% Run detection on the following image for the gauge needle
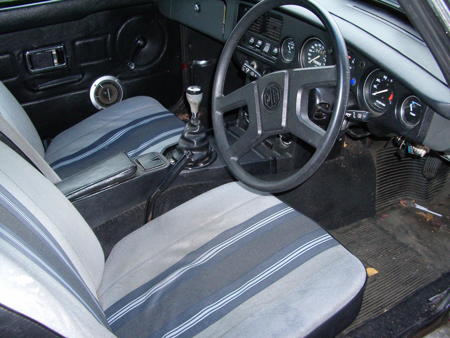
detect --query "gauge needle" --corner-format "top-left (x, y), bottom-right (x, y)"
top-left (409, 102), bottom-right (417, 116)
top-left (372, 89), bottom-right (388, 96)
top-left (308, 55), bottom-right (321, 64)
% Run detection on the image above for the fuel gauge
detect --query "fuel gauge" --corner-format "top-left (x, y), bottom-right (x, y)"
top-left (281, 38), bottom-right (296, 63)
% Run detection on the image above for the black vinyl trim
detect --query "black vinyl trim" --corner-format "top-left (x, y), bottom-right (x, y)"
top-left (0, 302), bottom-right (62, 337)
top-left (0, 0), bottom-right (151, 34)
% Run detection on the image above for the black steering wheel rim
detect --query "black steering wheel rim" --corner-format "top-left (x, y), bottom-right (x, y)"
top-left (212, 0), bottom-right (350, 193)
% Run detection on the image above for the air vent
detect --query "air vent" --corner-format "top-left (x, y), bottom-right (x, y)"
top-left (376, 145), bottom-right (449, 210)
top-left (249, 13), bottom-right (283, 41)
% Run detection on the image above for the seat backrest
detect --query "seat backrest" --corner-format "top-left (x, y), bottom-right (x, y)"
top-left (0, 141), bottom-right (111, 337)
top-left (0, 82), bottom-right (45, 157)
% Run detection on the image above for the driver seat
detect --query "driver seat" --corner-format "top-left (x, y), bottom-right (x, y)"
top-left (0, 141), bottom-right (366, 337)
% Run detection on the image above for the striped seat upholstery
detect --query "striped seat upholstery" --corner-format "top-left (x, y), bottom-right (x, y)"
top-left (0, 81), bottom-right (184, 180)
top-left (0, 141), bottom-right (366, 337)
top-left (98, 183), bottom-right (367, 337)
top-left (45, 96), bottom-right (184, 179)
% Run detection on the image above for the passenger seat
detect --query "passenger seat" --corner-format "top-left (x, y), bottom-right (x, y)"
top-left (0, 81), bottom-right (184, 180)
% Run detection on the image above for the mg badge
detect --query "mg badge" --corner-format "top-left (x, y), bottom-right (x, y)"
top-left (263, 84), bottom-right (281, 110)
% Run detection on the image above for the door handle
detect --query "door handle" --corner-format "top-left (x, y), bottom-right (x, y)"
top-left (25, 45), bottom-right (67, 73)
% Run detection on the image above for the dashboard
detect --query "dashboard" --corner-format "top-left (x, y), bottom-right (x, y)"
top-left (159, 0), bottom-right (450, 152)
top-left (235, 2), bottom-right (432, 145)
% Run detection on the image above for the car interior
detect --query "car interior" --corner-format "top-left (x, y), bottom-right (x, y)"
top-left (0, 0), bottom-right (449, 337)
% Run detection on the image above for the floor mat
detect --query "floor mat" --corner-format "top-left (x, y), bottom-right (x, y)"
top-left (332, 196), bottom-right (450, 334)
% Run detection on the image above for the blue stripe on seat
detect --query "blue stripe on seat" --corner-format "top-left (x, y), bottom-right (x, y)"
top-left (51, 111), bottom-right (176, 170)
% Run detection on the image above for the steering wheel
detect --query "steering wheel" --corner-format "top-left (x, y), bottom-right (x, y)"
top-left (212, 0), bottom-right (349, 193)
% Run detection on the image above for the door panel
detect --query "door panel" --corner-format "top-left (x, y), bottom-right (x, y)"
top-left (0, 2), bottom-right (182, 139)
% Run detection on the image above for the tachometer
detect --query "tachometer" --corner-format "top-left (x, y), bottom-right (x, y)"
top-left (363, 69), bottom-right (395, 113)
top-left (300, 37), bottom-right (328, 68)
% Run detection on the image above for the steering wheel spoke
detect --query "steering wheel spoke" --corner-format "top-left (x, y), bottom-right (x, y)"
top-left (216, 82), bottom-right (258, 114)
top-left (225, 127), bottom-right (264, 161)
top-left (288, 111), bottom-right (326, 148)
top-left (290, 65), bottom-right (337, 90)
top-left (284, 65), bottom-right (337, 148)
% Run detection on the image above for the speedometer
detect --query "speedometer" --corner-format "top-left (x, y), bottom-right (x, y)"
top-left (300, 37), bottom-right (328, 68)
top-left (363, 69), bottom-right (395, 113)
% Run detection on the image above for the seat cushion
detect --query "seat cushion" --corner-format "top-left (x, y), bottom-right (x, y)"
top-left (45, 96), bottom-right (184, 178)
top-left (99, 182), bottom-right (366, 338)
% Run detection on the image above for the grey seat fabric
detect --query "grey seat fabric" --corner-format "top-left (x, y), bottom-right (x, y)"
top-left (0, 82), bottom-right (184, 179)
top-left (0, 82), bottom-right (45, 156)
top-left (0, 142), bottom-right (366, 337)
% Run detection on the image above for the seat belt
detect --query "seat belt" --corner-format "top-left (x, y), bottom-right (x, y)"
top-left (0, 115), bottom-right (61, 184)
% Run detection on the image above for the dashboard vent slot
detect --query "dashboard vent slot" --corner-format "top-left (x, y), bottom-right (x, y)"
top-left (248, 13), bottom-right (283, 41)
top-left (375, 145), bottom-right (449, 211)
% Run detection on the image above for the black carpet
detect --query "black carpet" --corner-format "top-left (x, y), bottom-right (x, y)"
top-left (277, 139), bottom-right (377, 230)
top-left (333, 195), bottom-right (450, 336)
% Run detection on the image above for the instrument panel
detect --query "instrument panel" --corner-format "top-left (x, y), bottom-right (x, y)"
top-left (236, 2), bottom-right (430, 142)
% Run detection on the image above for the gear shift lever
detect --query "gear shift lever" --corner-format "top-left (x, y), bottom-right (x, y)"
top-left (186, 85), bottom-right (203, 120)
top-left (145, 86), bottom-right (215, 221)
top-left (168, 85), bottom-right (215, 168)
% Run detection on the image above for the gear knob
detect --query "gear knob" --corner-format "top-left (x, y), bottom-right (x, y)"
top-left (186, 85), bottom-right (203, 119)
